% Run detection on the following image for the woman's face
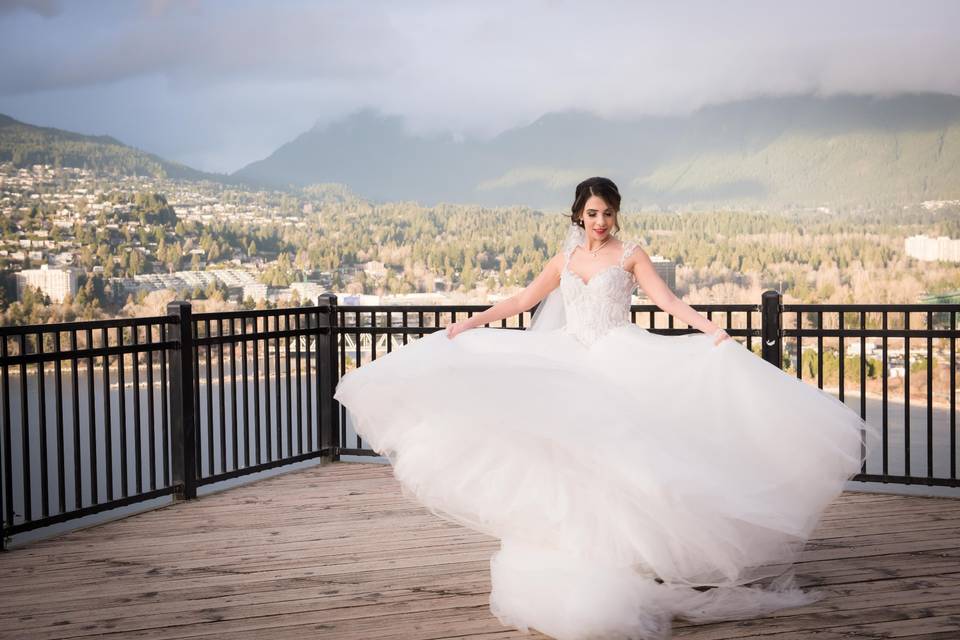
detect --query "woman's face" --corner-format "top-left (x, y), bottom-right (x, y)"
top-left (581, 194), bottom-right (617, 241)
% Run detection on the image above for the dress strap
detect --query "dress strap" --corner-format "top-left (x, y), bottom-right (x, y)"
top-left (561, 224), bottom-right (585, 270)
top-left (619, 240), bottom-right (638, 268)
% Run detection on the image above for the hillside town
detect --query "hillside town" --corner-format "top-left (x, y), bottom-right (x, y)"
top-left (0, 162), bottom-right (337, 307)
top-left (0, 162), bottom-right (681, 321)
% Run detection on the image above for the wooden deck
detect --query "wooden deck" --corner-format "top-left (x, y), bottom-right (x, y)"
top-left (2, 461), bottom-right (960, 640)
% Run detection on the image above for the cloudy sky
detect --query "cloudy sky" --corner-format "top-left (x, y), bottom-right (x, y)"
top-left (1, 0), bottom-right (959, 173)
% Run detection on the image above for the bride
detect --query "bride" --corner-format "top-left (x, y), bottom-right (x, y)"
top-left (334, 177), bottom-right (878, 639)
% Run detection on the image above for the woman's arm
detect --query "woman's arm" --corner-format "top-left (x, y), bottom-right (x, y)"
top-left (446, 252), bottom-right (564, 338)
top-left (629, 246), bottom-right (728, 340)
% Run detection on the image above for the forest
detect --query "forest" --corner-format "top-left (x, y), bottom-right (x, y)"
top-left (2, 179), bottom-right (958, 328)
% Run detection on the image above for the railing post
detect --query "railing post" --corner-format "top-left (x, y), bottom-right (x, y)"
top-left (167, 301), bottom-right (198, 500)
top-left (761, 290), bottom-right (782, 369)
top-left (317, 294), bottom-right (341, 463)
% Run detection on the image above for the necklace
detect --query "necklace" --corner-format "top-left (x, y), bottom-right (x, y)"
top-left (585, 237), bottom-right (610, 257)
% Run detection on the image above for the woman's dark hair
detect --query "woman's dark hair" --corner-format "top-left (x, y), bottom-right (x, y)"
top-left (570, 177), bottom-right (621, 232)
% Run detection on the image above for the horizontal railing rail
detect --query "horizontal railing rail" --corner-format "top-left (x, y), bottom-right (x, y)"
top-left (1, 290), bottom-right (958, 549)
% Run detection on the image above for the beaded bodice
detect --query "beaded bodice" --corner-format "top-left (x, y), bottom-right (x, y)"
top-left (559, 230), bottom-right (638, 347)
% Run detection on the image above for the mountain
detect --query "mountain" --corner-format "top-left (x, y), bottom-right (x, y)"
top-left (0, 113), bottom-right (230, 182)
top-left (234, 93), bottom-right (960, 209)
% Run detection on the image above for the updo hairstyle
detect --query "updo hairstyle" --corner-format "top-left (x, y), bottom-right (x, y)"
top-left (570, 176), bottom-right (621, 233)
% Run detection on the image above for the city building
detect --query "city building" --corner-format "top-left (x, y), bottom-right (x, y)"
top-left (364, 261), bottom-right (387, 278)
top-left (905, 234), bottom-right (960, 262)
top-left (650, 255), bottom-right (677, 292)
top-left (242, 283), bottom-right (269, 303)
top-left (117, 269), bottom-right (259, 295)
top-left (15, 265), bottom-right (80, 303)
top-left (290, 281), bottom-right (325, 302)
top-left (337, 293), bottom-right (381, 306)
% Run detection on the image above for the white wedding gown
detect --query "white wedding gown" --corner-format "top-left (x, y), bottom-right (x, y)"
top-left (333, 226), bottom-right (880, 639)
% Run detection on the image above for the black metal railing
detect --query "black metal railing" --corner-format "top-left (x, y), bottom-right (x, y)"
top-left (335, 292), bottom-right (960, 491)
top-left (780, 300), bottom-right (959, 487)
top-left (184, 303), bottom-right (338, 489)
top-left (333, 300), bottom-right (762, 455)
top-left (0, 296), bottom-right (339, 548)
top-left (0, 314), bottom-right (179, 545)
top-left (1, 290), bottom-right (958, 548)
top-left (335, 302), bottom-right (538, 455)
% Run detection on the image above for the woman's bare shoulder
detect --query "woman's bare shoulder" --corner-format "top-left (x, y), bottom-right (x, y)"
top-left (538, 251), bottom-right (565, 279)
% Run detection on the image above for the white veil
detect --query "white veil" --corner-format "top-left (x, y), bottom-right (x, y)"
top-left (527, 223), bottom-right (585, 332)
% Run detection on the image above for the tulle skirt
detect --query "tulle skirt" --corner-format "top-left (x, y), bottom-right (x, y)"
top-left (333, 324), bottom-right (879, 639)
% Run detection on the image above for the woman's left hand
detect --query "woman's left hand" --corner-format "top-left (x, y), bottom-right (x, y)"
top-left (712, 328), bottom-right (731, 346)
top-left (445, 320), bottom-right (474, 340)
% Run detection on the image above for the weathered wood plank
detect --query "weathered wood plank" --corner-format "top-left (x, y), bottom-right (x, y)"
top-left (2, 461), bottom-right (959, 640)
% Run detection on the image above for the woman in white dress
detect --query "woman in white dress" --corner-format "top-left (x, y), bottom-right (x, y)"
top-left (334, 177), bottom-right (878, 639)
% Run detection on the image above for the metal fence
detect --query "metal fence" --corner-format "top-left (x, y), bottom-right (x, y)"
top-left (778, 300), bottom-right (958, 486)
top-left (0, 296), bottom-right (339, 549)
top-left (1, 290), bottom-right (958, 548)
top-left (336, 291), bottom-right (960, 490)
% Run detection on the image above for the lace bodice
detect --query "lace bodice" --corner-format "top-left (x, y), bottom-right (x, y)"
top-left (559, 229), bottom-right (638, 347)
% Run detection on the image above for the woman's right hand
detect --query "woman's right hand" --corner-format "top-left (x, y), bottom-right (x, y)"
top-left (445, 320), bottom-right (475, 339)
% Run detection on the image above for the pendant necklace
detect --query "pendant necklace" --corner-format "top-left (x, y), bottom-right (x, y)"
top-left (587, 237), bottom-right (610, 258)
